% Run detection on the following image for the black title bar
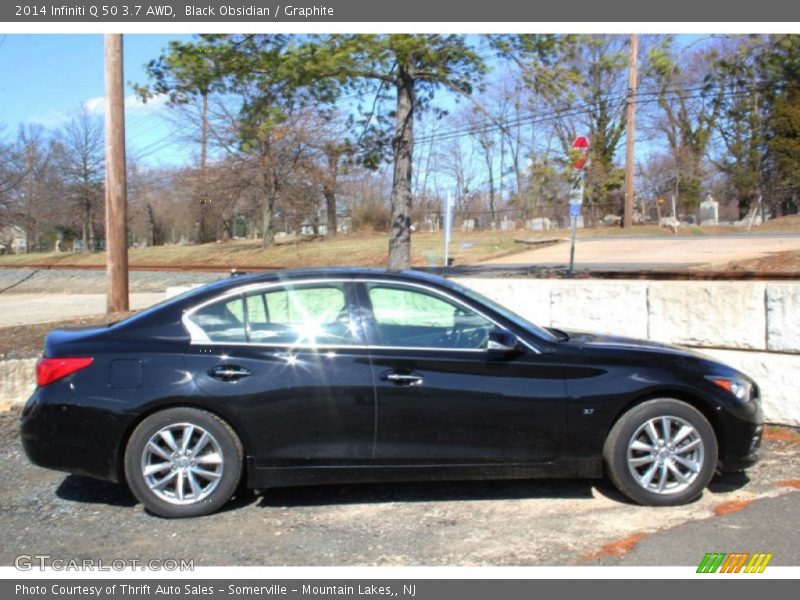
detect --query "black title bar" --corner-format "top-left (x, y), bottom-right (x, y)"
top-left (4, 0), bottom-right (800, 22)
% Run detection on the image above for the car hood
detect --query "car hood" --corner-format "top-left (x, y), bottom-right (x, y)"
top-left (558, 329), bottom-right (711, 359)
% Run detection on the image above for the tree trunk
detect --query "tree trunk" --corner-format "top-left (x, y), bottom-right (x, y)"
top-left (738, 192), bottom-right (757, 221)
top-left (88, 206), bottom-right (95, 251)
top-left (197, 91), bottom-right (210, 243)
top-left (81, 196), bottom-right (91, 252)
top-left (323, 146), bottom-right (339, 239)
top-left (146, 202), bottom-right (157, 246)
top-left (486, 159), bottom-right (496, 223)
top-left (388, 64), bottom-right (415, 270)
top-left (261, 169), bottom-right (277, 248)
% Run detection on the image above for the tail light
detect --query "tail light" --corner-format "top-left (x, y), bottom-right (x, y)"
top-left (36, 357), bottom-right (94, 387)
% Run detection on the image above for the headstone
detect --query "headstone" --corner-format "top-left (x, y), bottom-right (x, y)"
top-left (500, 217), bottom-right (516, 231)
top-left (337, 217), bottom-right (352, 234)
top-left (526, 218), bottom-right (551, 231)
top-left (299, 221), bottom-right (314, 236)
top-left (699, 193), bottom-right (719, 225)
top-left (461, 219), bottom-right (475, 232)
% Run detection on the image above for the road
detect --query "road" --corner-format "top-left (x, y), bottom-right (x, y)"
top-left (0, 293), bottom-right (165, 327)
top-left (589, 491), bottom-right (800, 566)
top-left (482, 234), bottom-right (800, 269)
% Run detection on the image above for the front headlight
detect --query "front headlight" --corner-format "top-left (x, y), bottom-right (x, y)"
top-left (706, 376), bottom-right (754, 402)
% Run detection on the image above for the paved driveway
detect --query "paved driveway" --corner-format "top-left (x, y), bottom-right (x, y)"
top-left (0, 293), bottom-right (164, 327)
top-left (483, 235), bottom-right (800, 269)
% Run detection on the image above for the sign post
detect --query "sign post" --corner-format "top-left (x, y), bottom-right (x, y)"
top-left (443, 191), bottom-right (453, 267)
top-left (568, 136), bottom-right (589, 276)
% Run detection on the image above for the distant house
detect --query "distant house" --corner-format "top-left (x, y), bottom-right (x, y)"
top-left (0, 225), bottom-right (27, 254)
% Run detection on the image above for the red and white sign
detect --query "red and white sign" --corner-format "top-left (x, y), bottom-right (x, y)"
top-left (572, 136), bottom-right (590, 170)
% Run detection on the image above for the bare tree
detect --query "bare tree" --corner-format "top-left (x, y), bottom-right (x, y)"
top-left (59, 107), bottom-right (105, 251)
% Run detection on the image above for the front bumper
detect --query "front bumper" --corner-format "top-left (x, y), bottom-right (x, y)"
top-left (718, 400), bottom-right (763, 472)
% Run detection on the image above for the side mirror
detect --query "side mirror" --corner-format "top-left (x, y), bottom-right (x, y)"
top-left (486, 328), bottom-right (522, 356)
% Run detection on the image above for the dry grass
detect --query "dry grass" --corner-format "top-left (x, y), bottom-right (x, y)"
top-left (0, 230), bottom-right (526, 269)
top-left (1, 215), bottom-right (798, 269)
top-left (718, 249), bottom-right (800, 273)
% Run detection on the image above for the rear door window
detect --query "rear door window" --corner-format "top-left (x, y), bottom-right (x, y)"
top-left (245, 284), bottom-right (358, 346)
top-left (185, 296), bottom-right (247, 343)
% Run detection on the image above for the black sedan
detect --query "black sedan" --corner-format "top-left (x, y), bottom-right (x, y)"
top-left (21, 269), bottom-right (763, 517)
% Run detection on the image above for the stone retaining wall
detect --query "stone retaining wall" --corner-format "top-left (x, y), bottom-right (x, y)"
top-left (0, 358), bottom-right (37, 409)
top-left (3, 280), bottom-right (798, 426)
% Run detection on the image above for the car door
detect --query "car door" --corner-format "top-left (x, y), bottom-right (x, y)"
top-left (359, 280), bottom-right (566, 464)
top-left (183, 280), bottom-right (376, 468)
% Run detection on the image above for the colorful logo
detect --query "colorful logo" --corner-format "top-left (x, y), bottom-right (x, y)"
top-left (697, 552), bottom-right (773, 573)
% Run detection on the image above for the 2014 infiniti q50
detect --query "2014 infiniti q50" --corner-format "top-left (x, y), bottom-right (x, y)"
top-left (20, 269), bottom-right (763, 517)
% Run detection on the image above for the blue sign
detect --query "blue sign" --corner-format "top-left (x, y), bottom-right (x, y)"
top-left (569, 203), bottom-right (581, 218)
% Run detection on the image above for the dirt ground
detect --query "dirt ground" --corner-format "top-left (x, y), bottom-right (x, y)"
top-left (719, 249), bottom-right (800, 272)
top-left (1, 404), bottom-right (798, 567)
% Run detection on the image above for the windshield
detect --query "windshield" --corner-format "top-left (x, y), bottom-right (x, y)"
top-left (449, 281), bottom-right (559, 343)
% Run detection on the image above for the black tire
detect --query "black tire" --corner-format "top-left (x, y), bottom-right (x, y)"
top-left (603, 399), bottom-right (718, 506)
top-left (124, 407), bottom-right (243, 518)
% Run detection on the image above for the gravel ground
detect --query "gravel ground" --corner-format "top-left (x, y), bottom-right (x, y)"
top-left (0, 269), bottom-right (222, 295)
top-left (1, 406), bottom-right (799, 567)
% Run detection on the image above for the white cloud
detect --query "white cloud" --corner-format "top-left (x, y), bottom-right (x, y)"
top-left (25, 93), bottom-right (170, 129)
top-left (83, 93), bottom-right (169, 115)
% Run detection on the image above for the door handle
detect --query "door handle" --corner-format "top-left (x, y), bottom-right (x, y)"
top-left (208, 365), bottom-right (252, 381)
top-left (381, 370), bottom-right (423, 386)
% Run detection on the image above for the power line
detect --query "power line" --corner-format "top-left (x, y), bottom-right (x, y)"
top-left (414, 84), bottom-right (770, 146)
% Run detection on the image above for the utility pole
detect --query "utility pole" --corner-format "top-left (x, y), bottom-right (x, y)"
top-left (104, 34), bottom-right (129, 313)
top-left (623, 33), bottom-right (638, 229)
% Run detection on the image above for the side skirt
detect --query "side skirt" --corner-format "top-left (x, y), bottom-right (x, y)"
top-left (246, 457), bottom-right (603, 489)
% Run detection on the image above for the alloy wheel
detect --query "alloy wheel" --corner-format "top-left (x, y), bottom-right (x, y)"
top-left (140, 422), bottom-right (224, 505)
top-left (626, 415), bottom-right (705, 495)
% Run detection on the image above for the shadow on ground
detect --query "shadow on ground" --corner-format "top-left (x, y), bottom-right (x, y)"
top-left (52, 470), bottom-right (752, 514)
top-left (258, 478), bottom-right (602, 508)
top-left (55, 475), bottom-right (137, 507)
top-left (709, 470), bottom-right (751, 493)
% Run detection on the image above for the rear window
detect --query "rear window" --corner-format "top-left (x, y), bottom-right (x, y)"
top-left (185, 297), bottom-right (247, 343)
top-left (185, 283), bottom-right (359, 347)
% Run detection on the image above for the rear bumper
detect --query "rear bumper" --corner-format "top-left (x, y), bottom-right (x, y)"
top-left (20, 388), bottom-right (132, 483)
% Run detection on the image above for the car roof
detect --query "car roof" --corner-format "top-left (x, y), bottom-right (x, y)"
top-left (202, 267), bottom-right (452, 291)
top-left (112, 268), bottom-right (457, 332)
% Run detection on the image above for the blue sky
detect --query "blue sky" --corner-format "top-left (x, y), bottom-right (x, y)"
top-left (0, 34), bottom-right (194, 166)
top-left (0, 33), bottom-right (711, 175)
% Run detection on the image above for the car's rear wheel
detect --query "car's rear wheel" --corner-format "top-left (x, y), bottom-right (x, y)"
top-left (124, 407), bottom-right (242, 518)
top-left (603, 399), bottom-right (717, 506)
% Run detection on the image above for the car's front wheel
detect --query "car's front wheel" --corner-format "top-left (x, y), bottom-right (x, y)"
top-left (124, 407), bottom-right (242, 518)
top-left (603, 399), bottom-right (718, 506)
